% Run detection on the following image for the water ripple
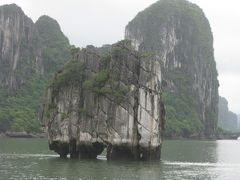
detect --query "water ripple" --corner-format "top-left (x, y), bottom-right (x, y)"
top-left (163, 160), bottom-right (240, 168)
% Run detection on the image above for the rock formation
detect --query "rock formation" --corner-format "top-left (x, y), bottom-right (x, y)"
top-left (125, 0), bottom-right (219, 138)
top-left (218, 96), bottom-right (238, 132)
top-left (0, 4), bottom-right (69, 90)
top-left (0, 4), bottom-right (39, 90)
top-left (42, 40), bottom-right (165, 160)
top-left (0, 4), bottom-right (70, 133)
top-left (1, 0), bottom-right (221, 161)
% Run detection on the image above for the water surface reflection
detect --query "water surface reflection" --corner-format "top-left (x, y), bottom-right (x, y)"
top-left (1, 138), bottom-right (240, 179)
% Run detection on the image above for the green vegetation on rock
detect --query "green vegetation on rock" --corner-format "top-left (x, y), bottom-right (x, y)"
top-left (36, 15), bottom-right (70, 74)
top-left (0, 75), bottom-right (47, 132)
top-left (163, 92), bottom-right (202, 137)
top-left (49, 60), bottom-right (85, 89)
top-left (83, 55), bottom-right (111, 95)
top-left (0, 7), bottom-right (70, 133)
top-left (126, 0), bottom-right (219, 138)
top-left (49, 47), bottom-right (129, 106)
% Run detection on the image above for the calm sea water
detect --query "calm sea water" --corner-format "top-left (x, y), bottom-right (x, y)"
top-left (0, 138), bottom-right (240, 180)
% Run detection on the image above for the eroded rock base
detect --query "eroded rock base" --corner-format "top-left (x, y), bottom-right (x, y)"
top-left (49, 141), bottom-right (69, 158)
top-left (106, 145), bottom-right (161, 161)
top-left (107, 144), bottom-right (140, 160)
top-left (139, 146), bottom-right (161, 161)
top-left (50, 140), bottom-right (105, 159)
top-left (50, 141), bottom-right (161, 161)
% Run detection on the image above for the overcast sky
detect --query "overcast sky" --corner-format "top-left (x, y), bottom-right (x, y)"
top-left (0, 0), bottom-right (239, 115)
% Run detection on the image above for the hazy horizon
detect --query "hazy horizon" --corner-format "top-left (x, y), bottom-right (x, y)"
top-left (0, 0), bottom-right (239, 115)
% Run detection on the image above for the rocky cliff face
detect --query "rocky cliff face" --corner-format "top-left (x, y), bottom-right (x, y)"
top-left (35, 15), bottom-right (70, 74)
top-left (0, 4), bottom-right (70, 133)
top-left (43, 40), bottom-right (165, 160)
top-left (218, 96), bottom-right (238, 132)
top-left (125, 0), bottom-right (219, 138)
top-left (0, 4), bottom-right (70, 90)
top-left (0, 4), bottom-right (40, 90)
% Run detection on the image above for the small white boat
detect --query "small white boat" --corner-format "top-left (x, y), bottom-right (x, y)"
top-left (237, 137), bottom-right (240, 140)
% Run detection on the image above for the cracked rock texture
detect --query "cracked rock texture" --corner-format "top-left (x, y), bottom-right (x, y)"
top-left (43, 41), bottom-right (165, 160)
top-left (0, 4), bottom-right (69, 91)
top-left (0, 4), bottom-right (39, 90)
top-left (125, 0), bottom-right (219, 138)
top-left (0, 4), bottom-right (70, 133)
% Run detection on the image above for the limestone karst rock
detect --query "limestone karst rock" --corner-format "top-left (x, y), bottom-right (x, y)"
top-left (0, 4), bottom-right (70, 90)
top-left (0, 4), bottom-right (39, 90)
top-left (1, 0), bottom-right (220, 161)
top-left (218, 96), bottom-right (238, 132)
top-left (0, 4), bottom-right (70, 132)
top-left (42, 41), bottom-right (165, 160)
top-left (125, 0), bottom-right (219, 138)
